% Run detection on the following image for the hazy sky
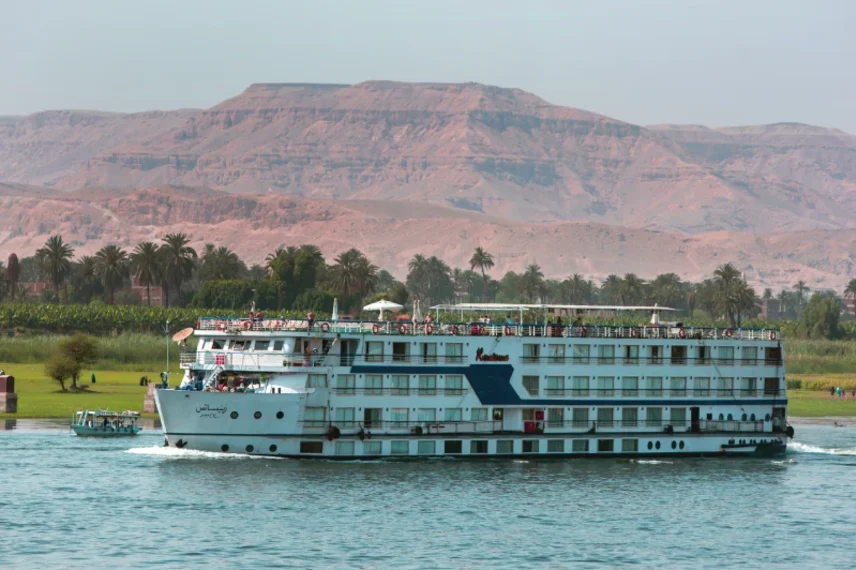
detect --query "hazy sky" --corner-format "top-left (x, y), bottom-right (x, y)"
top-left (3, 0), bottom-right (854, 131)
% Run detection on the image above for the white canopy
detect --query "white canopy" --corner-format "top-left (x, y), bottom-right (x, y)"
top-left (429, 303), bottom-right (676, 312)
top-left (363, 300), bottom-right (404, 320)
top-left (331, 298), bottom-right (339, 322)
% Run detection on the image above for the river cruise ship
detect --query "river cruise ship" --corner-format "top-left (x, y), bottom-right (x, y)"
top-left (155, 303), bottom-right (793, 458)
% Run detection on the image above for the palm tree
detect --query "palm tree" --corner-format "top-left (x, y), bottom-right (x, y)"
top-left (6, 254), bottom-right (20, 301)
top-left (36, 235), bottom-right (75, 301)
top-left (130, 242), bottom-right (162, 306)
top-left (620, 273), bottom-right (646, 305)
top-left (94, 245), bottom-right (129, 305)
top-left (200, 244), bottom-right (242, 281)
top-left (407, 254), bottom-right (430, 301)
top-left (793, 280), bottom-right (809, 317)
top-left (330, 248), bottom-right (376, 300)
top-left (649, 273), bottom-right (683, 308)
top-left (733, 280), bottom-right (759, 327)
top-left (159, 233), bottom-right (197, 307)
top-left (600, 274), bottom-right (623, 304)
top-left (565, 273), bottom-right (592, 304)
top-left (520, 264), bottom-right (545, 302)
top-left (73, 256), bottom-right (100, 304)
top-left (845, 279), bottom-right (856, 317)
top-left (714, 263), bottom-right (742, 325)
top-left (469, 247), bottom-right (495, 302)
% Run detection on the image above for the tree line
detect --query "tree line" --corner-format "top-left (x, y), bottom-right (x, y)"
top-left (1, 235), bottom-right (855, 338)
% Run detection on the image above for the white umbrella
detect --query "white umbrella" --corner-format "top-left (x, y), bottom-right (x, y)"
top-left (363, 299), bottom-right (404, 320)
top-left (332, 298), bottom-right (339, 322)
top-left (413, 299), bottom-right (423, 323)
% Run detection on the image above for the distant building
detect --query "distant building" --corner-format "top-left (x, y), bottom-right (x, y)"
top-left (761, 298), bottom-right (780, 320)
top-left (131, 277), bottom-right (164, 306)
top-left (18, 282), bottom-right (49, 297)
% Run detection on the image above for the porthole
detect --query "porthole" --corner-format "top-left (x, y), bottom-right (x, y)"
top-left (765, 414), bottom-right (771, 422)
top-left (741, 413), bottom-right (747, 421)
top-left (679, 441), bottom-right (685, 450)
top-left (230, 411), bottom-right (239, 419)
top-left (727, 414), bottom-right (734, 421)
top-left (655, 441), bottom-right (661, 450)
top-left (246, 444), bottom-right (254, 453)
top-left (269, 445), bottom-right (278, 453)
top-left (221, 444), bottom-right (229, 452)
top-left (671, 441), bottom-right (677, 450)
top-left (718, 414), bottom-right (724, 421)
top-left (276, 411), bottom-right (284, 420)
top-left (254, 411), bottom-right (262, 419)
top-left (647, 441), bottom-right (653, 450)
top-left (751, 414), bottom-right (756, 421)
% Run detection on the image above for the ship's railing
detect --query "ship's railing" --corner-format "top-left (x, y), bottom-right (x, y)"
top-left (539, 388), bottom-right (784, 398)
top-left (301, 420), bottom-right (502, 433)
top-left (542, 419), bottom-right (767, 432)
top-left (329, 387), bottom-right (468, 396)
top-left (181, 350), bottom-right (330, 368)
top-left (196, 317), bottom-right (781, 342)
top-left (521, 356), bottom-right (782, 367)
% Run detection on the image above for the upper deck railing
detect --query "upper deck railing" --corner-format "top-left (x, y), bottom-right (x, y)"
top-left (196, 317), bottom-right (781, 342)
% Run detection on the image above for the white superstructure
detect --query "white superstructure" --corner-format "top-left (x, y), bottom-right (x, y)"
top-left (155, 304), bottom-right (792, 458)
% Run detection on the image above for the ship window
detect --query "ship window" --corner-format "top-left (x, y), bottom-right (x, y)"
top-left (523, 376), bottom-right (540, 396)
top-left (365, 341), bottom-right (384, 362)
top-left (647, 441), bottom-right (653, 450)
top-left (717, 377), bottom-right (734, 397)
top-left (492, 408), bottom-right (504, 421)
top-left (548, 344), bottom-right (565, 362)
top-left (230, 340), bottom-right (248, 351)
top-left (765, 346), bottom-right (782, 366)
top-left (622, 407), bottom-right (638, 427)
top-left (741, 377), bottom-right (757, 396)
top-left (622, 377), bottom-right (638, 397)
top-left (444, 440), bottom-right (463, 454)
top-left (363, 441), bottom-right (382, 455)
top-left (727, 414), bottom-right (734, 421)
top-left (305, 407), bottom-right (326, 427)
top-left (647, 377), bottom-right (663, 397)
top-left (496, 440), bottom-right (514, 454)
top-left (300, 441), bottom-right (323, 454)
top-left (573, 345), bottom-right (590, 364)
top-left (670, 408), bottom-right (686, 427)
top-left (547, 439), bottom-right (565, 453)
top-left (671, 441), bottom-right (677, 449)
top-left (444, 343), bottom-right (463, 363)
top-left (624, 345), bottom-right (639, 363)
top-left (417, 408), bottom-right (436, 423)
top-left (212, 339), bottom-right (226, 349)
top-left (764, 378), bottom-right (781, 395)
top-left (596, 376), bottom-right (614, 397)
top-left (523, 344), bottom-right (540, 363)
top-left (390, 375), bottom-right (409, 395)
top-left (273, 340), bottom-right (284, 351)
top-left (471, 440), bottom-right (488, 454)
top-left (679, 440), bottom-right (685, 450)
top-left (650, 345), bottom-right (662, 364)
top-left (548, 408), bottom-right (564, 428)
top-left (718, 347), bottom-right (735, 364)
top-left (417, 441), bottom-right (436, 455)
top-left (646, 407), bottom-right (663, 427)
top-left (336, 375), bottom-right (356, 394)
top-left (694, 377), bottom-right (710, 397)
top-left (444, 408), bottom-right (462, 422)
top-left (670, 346), bottom-right (686, 364)
top-left (333, 408), bottom-right (355, 426)
top-left (522, 440), bottom-right (540, 453)
top-left (471, 408), bottom-right (488, 422)
top-left (420, 343), bottom-right (438, 363)
top-left (307, 374), bottom-right (327, 388)
top-left (655, 441), bottom-right (661, 449)
top-left (365, 375), bottom-right (383, 395)
top-left (572, 408), bottom-right (589, 428)
top-left (572, 376), bottom-right (589, 396)
top-left (597, 408), bottom-right (614, 426)
top-left (598, 439), bottom-right (614, 452)
top-left (670, 377), bottom-right (687, 396)
top-left (598, 345), bottom-right (615, 364)
top-left (392, 342), bottom-right (409, 361)
top-left (336, 441), bottom-right (355, 455)
top-left (390, 441), bottom-right (409, 455)
top-left (622, 439), bottom-right (638, 452)
top-left (572, 440), bottom-right (589, 452)
top-left (697, 346), bottom-right (709, 364)
top-left (418, 375), bottom-right (437, 396)
top-left (445, 375), bottom-right (464, 395)
top-left (546, 376), bottom-right (564, 396)
top-left (742, 346), bottom-right (758, 365)
top-left (390, 408), bottom-right (408, 427)
top-left (254, 340), bottom-right (270, 351)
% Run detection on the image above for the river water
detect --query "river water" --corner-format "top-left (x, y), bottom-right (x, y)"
top-left (1, 421), bottom-right (854, 570)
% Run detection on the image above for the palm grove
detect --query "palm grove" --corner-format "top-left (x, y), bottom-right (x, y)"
top-left (1, 234), bottom-right (854, 339)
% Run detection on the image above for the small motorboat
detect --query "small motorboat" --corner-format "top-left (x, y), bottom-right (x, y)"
top-left (72, 409), bottom-right (142, 437)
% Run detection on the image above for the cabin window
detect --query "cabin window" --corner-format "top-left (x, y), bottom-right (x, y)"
top-left (417, 408), bottom-right (436, 423)
top-left (304, 407), bottom-right (326, 427)
top-left (522, 409), bottom-right (537, 421)
top-left (470, 440), bottom-right (488, 454)
top-left (523, 376), bottom-right (540, 396)
top-left (523, 344), bottom-right (540, 363)
top-left (336, 374), bottom-right (356, 394)
top-left (445, 343), bottom-right (463, 363)
top-left (365, 374), bottom-right (383, 395)
top-left (392, 342), bottom-right (408, 362)
top-left (718, 347), bottom-right (735, 365)
top-left (622, 439), bottom-right (638, 452)
top-left (647, 377), bottom-right (663, 397)
top-left (764, 378), bottom-right (781, 396)
top-left (254, 340), bottom-right (270, 351)
top-left (522, 440), bottom-right (540, 453)
top-left (333, 408), bottom-right (355, 426)
top-left (572, 440), bottom-right (589, 452)
top-left (445, 375), bottom-right (464, 395)
top-left (650, 346), bottom-right (662, 364)
top-left (670, 407), bottom-right (686, 427)
top-left (546, 376), bottom-right (564, 396)
top-left (212, 339), bottom-right (226, 349)
top-left (444, 440), bottom-right (463, 454)
top-left (597, 408), bottom-right (614, 427)
top-left (598, 345), bottom-right (615, 364)
top-left (646, 407), bottom-right (663, 427)
top-left (598, 440), bottom-right (614, 452)
top-left (390, 441), bottom-right (409, 455)
top-left (363, 408), bottom-right (382, 428)
top-left (366, 341), bottom-right (384, 362)
top-left (571, 376), bottom-right (589, 396)
top-left (363, 441), bottom-right (382, 455)
top-left (548, 408), bottom-right (564, 428)
top-left (694, 377), bottom-right (710, 397)
top-left (496, 440), bottom-right (514, 454)
top-left (492, 408), bottom-right (504, 421)
top-left (670, 377), bottom-right (687, 396)
top-left (230, 340), bottom-right (248, 351)
top-left (622, 407), bottom-right (638, 427)
top-left (307, 373), bottom-right (327, 388)
top-left (444, 408), bottom-right (462, 422)
top-left (671, 346), bottom-right (687, 364)
top-left (741, 377), bottom-right (757, 396)
top-left (548, 344), bottom-right (565, 363)
top-left (300, 441), bottom-right (323, 454)
top-left (390, 408), bottom-right (408, 427)
top-left (624, 345), bottom-right (639, 363)
top-left (471, 408), bottom-right (488, 422)
top-left (717, 377), bottom-right (734, 396)
top-left (765, 347), bottom-right (782, 366)
top-left (596, 376), bottom-right (614, 397)
top-left (547, 440), bottom-right (565, 453)
top-left (742, 346), bottom-right (757, 365)
top-left (335, 441), bottom-right (355, 456)
top-left (420, 343), bottom-right (438, 363)
top-left (418, 375), bottom-right (437, 396)
top-left (697, 346), bottom-right (709, 364)
top-left (417, 441), bottom-right (436, 455)
top-left (573, 345), bottom-right (590, 364)
top-left (622, 376), bottom-right (638, 397)
top-left (390, 375), bottom-right (409, 395)
top-left (572, 408), bottom-right (589, 428)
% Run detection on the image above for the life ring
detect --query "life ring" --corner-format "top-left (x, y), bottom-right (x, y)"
top-left (326, 426), bottom-right (341, 441)
top-left (630, 328), bottom-right (638, 338)
top-left (769, 331), bottom-right (777, 341)
top-left (451, 325), bottom-right (459, 336)
top-left (320, 322), bottom-right (330, 333)
top-left (242, 320), bottom-right (252, 331)
top-left (725, 329), bottom-right (733, 338)
top-left (505, 326), bottom-right (514, 336)
top-left (478, 325), bottom-right (485, 336)
top-left (580, 327), bottom-right (588, 338)
top-left (426, 324), bottom-right (434, 335)
top-left (413, 426), bottom-right (423, 436)
top-left (679, 329), bottom-right (686, 339)
top-left (372, 324), bottom-right (380, 334)
top-left (398, 324), bottom-right (407, 335)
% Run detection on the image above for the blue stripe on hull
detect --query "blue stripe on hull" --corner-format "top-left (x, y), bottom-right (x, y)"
top-left (350, 364), bottom-right (788, 407)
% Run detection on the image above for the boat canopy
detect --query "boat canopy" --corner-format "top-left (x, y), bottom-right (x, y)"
top-left (430, 303), bottom-right (675, 312)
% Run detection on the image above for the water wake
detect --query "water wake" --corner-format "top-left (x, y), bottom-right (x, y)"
top-left (789, 442), bottom-right (856, 456)
top-left (125, 446), bottom-right (277, 460)
top-left (631, 459), bottom-right (674, 465)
